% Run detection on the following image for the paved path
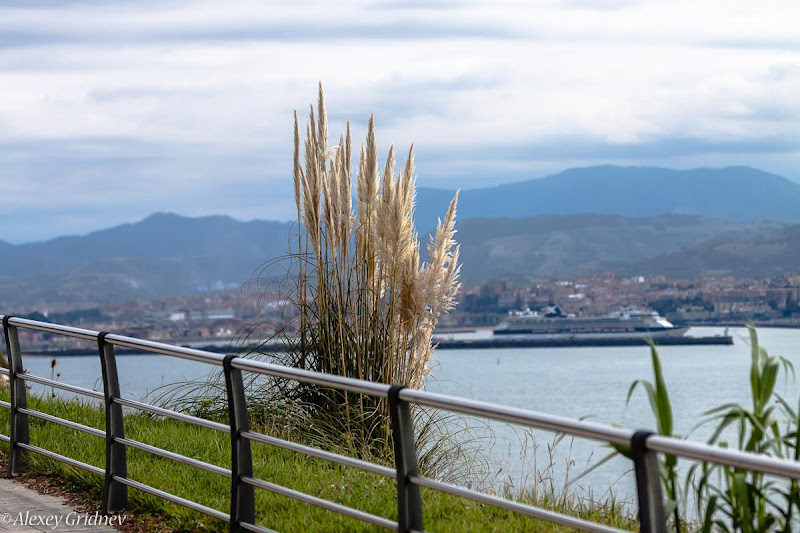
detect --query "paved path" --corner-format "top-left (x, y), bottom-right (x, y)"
top-left (0, 478), bottom-right (119, 532)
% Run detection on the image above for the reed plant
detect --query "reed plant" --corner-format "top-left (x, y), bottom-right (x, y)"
top-left (616, 328), bottom-right (800, 532)
top-left (289, 84), bottom-right (460, 384)
top-left (689, 327), bottom-right (796, 532)
top-left (629, 344), bottom-right (683, 531)
top-left (263, 84), bottom-right (461, 455)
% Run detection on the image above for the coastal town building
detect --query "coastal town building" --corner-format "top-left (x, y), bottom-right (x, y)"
top-left (13, 272), bottom-right (800, 352)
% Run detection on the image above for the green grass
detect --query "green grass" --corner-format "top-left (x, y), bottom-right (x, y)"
top-left (0, 392), bottom-right (634, 532)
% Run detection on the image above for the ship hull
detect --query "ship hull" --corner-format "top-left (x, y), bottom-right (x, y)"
top-left (492, 325), bottom-right (690, 340)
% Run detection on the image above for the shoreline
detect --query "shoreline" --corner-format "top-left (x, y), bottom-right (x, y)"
top-left (20, 334), bottom-right (733, 357)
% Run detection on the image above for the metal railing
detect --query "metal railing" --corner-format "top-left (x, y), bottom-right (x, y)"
top-left (3, 314), bottom-right (800, 532)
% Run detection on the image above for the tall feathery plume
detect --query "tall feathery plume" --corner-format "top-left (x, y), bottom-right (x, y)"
top-left (304, 121), bottom-right (322, 259)
top-left (321, 160), bottom-right (338, 254)
top-left (308, 104), bottom-right (317, 162)
top-left (356, 116), bottom-right (381, 309)
top-left (375, 145), bottom-right (396, 271)
top-left (317, 82), bottom-right (328, 166)
top-left (293, 111), bottom-right (303, 218)
top-left (399, 146), bottom-right (416, 226)
top-left (293, 110), bottom-right (306, 361)
top-left (338, 128), bottom-right (352, 259)
top-left (356, 116), bottom-right (379, 236)
top-left (343, 123), bottom-right (353, 258)
top-left (328, 140), bottom-right (347, 259)
top-left (398, 148), bottom-right (417, 269)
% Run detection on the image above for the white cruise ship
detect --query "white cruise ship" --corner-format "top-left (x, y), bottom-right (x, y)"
top-left (493, 306), bottom-right (689, 339)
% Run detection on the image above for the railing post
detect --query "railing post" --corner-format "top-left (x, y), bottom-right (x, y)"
top-left (98, 332), bottom-right (128, 513)
top-left (224, 354), bottom-right (255, 533)
top-left (3, 315), bottom-right (29, 478)
top-left (388, 385), bottom-right (423, 533)
top-left (631, 430), bottom-right (667, 533)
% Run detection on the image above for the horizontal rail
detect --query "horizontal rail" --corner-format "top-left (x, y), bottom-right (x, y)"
top-left (399, 388), bottom-right (633, 446)
top-left (115, 437), bottom-right (231, 478)
top-left (0, 400), bottom-right (10, 409)
top-left (19, 408), bottom-right (105, 438)
top-left (0, 367), bottom-right (8, 376)
top-left (0, 315), bottom-right (225, 365)
top-left (0, 434), bottom-right (9, 443)
top-left (17, 373), bottom-right (105, 400)
top-left (409, 475), bottom-right (626, 533)
top-left (240, 521), bottom-right (280, 533)
top-left (1, 316), bottom-right (98, 341)
top-left (112, 475), bottom-right (229, 522)
top-left (114, 397), bottom-right (230, 433)
top-left (241, 476), bottom-right (398, 530)
top-left (17, 442), bottom-right (104, 476)
top-left (241, 431), bottom-right (395, 479)
top-left (232, 358), bottom-right (391, 397)
top-left (104, 333), bottom-right (225, 365)
top-left (647, 435), bottom-right (800, 480)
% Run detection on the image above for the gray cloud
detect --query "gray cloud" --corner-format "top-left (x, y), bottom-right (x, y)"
top-left (0, 21), bottom-right (519, 51)
top-left (454, 135), bottom-right (799, 164)
top-left (0, 0), bottom-right (135, 7)
top-left (375, 0), bottom-right (478, 10)
top-left (1, 0), bottom-right (798, 242)
top-left (700, 38), bottom-right (800, 51)
top-left (562, 0), bottom-right (643, 11)
top-left (327, 73), bottom-right (504, 128)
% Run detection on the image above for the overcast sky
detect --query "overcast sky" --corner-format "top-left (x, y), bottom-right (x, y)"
top-left (1, 0), bottom-right (798, 243)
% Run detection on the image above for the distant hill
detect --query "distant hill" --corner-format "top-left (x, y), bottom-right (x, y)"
top-left (455, 214), bottom-right (784, 283)
top-left (1, 211), bottom-right (798, 311)
top-left (626, 225), bottom-right (800, 280)
top-left (1, 213), bottom-right (290, 272)
top-left (0, 213), bottom-right (293, 310)
top-left (416, 166), bottom-right (800, 230)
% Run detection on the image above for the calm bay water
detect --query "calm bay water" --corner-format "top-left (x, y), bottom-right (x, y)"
top-left (16, 327), bottom-right (800, 499)
top-left (429, 327), bottom-right (800, 499)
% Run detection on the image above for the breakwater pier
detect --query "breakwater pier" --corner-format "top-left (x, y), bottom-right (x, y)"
top-left (432, 334), bottom-right (733, 350)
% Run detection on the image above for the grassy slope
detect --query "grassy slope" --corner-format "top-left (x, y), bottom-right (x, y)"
top-left (0, 393), bottom-right (635, 532)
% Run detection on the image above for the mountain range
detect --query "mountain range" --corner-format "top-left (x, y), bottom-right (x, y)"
top-left (2, 165), bottom-right (799, 310)
top-left (0, 213), bottom-right (292, 310)
top-left (455, 214), bottom-right (785, 282)
top-left (415, 165), bottom-right (800, 230)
